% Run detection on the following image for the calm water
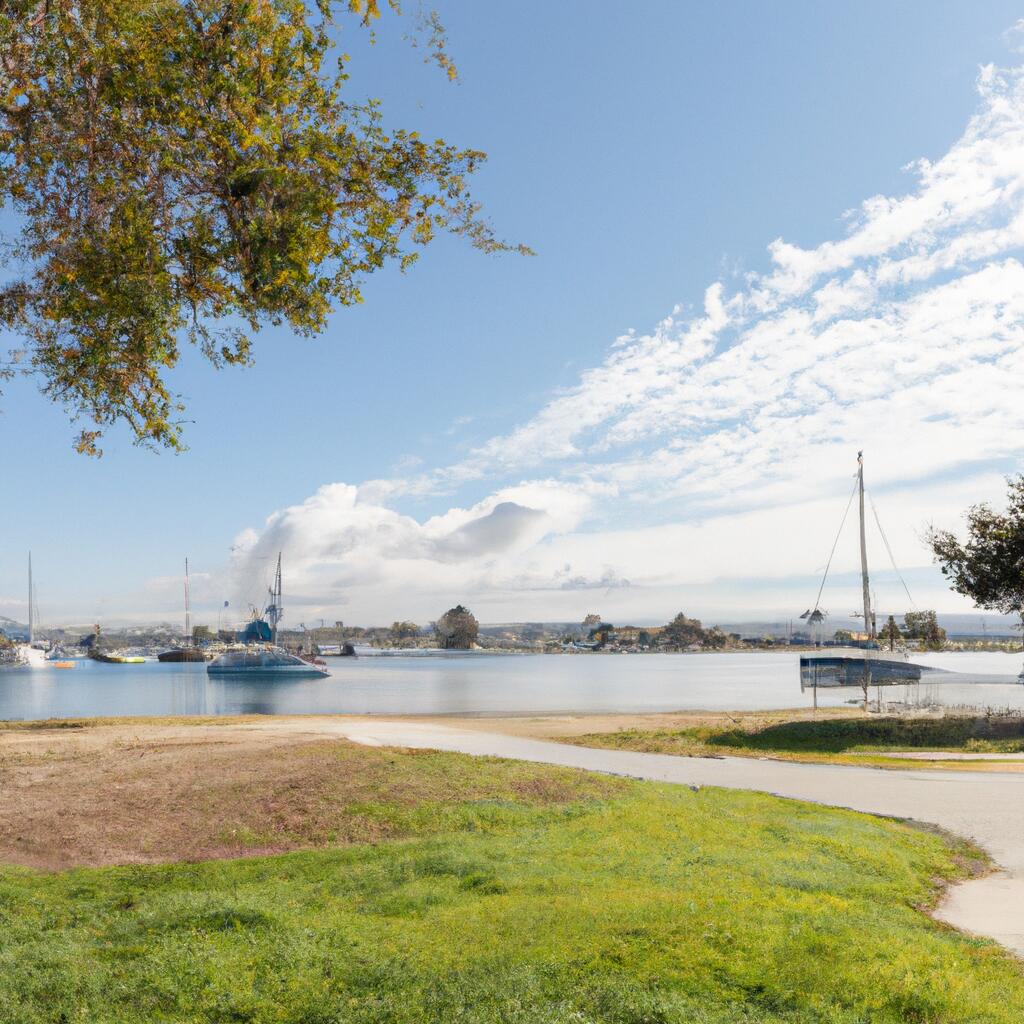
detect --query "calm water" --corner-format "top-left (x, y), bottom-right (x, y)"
top-left (1, 651), bottom-right (1023, 721)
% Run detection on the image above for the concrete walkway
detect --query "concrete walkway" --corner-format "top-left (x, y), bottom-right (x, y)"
top-left (309, 718), bottom-right (1024, 954)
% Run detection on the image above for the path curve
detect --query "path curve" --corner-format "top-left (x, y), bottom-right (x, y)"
top-left (302, 718), bottom-right (1024, 954)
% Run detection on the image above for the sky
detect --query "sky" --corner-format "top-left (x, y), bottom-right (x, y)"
top-left (2, 1), bottom-right (1024, 630)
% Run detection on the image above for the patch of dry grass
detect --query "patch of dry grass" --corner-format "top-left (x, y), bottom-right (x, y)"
top-left (0, 729), bottom-right (622, 869)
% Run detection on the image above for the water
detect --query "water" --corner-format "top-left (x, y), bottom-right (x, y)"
top-left (1, 650), bottom-right (1023, 721)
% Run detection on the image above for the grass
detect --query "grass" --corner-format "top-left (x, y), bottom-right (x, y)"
top-left (569, 714), bottom-right (1024, 767)
top-left (0, 732), bottom-right (624, 868)
top-left (1, 744), bottom-right (1024, 1022)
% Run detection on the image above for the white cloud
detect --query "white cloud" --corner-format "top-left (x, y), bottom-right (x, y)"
top-left (226, 61), bottom-right (1024, 625)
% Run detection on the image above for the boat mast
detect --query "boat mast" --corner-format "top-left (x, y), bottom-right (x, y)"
top-left (27, 551), bottom-right (33, 645)
top-left (184, 558), bottom-right (191, 642)
top-left (270, 553), bottom-right (282, 645)
top-left (857, 452), bottom-right (874, 639)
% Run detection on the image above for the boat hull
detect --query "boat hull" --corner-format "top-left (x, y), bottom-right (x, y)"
top-left (157, 648), bottom-right (207, 663)
top-left (800, 654), bottom-right (922, 689)
top-left (207, 647), bottom-right (329, 677)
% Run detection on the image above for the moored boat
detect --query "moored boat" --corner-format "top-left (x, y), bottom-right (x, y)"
top-left (798, 453), bottom-right (928, 700)
top-left (157, 648), bottom-right (208, 663)
top-left (206, 555), bottom-right (328, 677)
top-left (9, 552), bottom-right (49, 670)
top-left (207, 645), bottom-right (329, 677)
top-left (799, 649), bottom-right (921, 689)
top-left (157, 558), bottom-right (208, 663)
top-left (89, 647), bottom-right (146, 664)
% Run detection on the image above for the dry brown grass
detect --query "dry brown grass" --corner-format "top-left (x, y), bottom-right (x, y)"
top-left (0, 722), bottom-right (621, 870)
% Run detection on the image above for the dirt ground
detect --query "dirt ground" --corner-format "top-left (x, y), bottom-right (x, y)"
top-left (0, 716), bottom-right (621, 871)
top-left (420, 706), bottom-right (866, 737)
top-left (5, 707), bottom-right (1014, 873)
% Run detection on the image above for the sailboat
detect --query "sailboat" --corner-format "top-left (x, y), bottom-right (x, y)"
top-left (158, 558), bottom-right (207, 662)
top-left (14, 553), bottom-right (47, 669)
top-left (799, 453), bottom-right (924, 694)
top-left (207, 553), bottom-right (329, 677)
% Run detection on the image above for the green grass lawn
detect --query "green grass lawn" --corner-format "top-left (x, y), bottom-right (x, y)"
top-left (571, 715), bottom-right (1024, 766)
top-left (1, 750), bottom-right (1023, 1022)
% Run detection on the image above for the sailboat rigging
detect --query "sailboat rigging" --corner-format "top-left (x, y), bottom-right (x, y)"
top-left (206, 551), bottom-right (328, 676)
top-left (4, 552), bottom-right (48, 670)
top-left (157, 558), bottom-right (207, 662)
top-left (799, 453), bottom-right (924, 699)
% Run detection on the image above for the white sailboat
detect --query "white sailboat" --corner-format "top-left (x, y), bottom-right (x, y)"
top-left (5, 553), bottom-right (48, 669)
top-left (799, 454), bottom-right (923, 699)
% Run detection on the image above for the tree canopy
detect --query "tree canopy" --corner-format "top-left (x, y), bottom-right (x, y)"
top-left (389, 620), bottom-right (420, 639)
top-left (0, 0), bottom-right (526, 454)
top-left (928, 476), bottom-right (1024, 630)
top-left (901, 610), bottom-right (946, 650)
top-left (660, 612), bottom-right (726, 650)
top-left (876, 616), bottom-right (901, 650)
top-left (434, 603), bottom-right (477, 650)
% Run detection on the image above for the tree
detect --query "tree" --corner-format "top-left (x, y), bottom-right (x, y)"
top-left (434, 604), bottom-right (478, 650)
top-left (900, 610), bottom-right (945, 650)
top-left (877, 616), bottom-right (902, 651)
top-left (833, 629), bottom-right (853, 644)
top-left (660, 612), bottom-right (707, 650)
top-left (928, 476), bottom-right (1024, 646)
top-left (0, 1), bottom-right (527, 454)
top-left (389, 620), bottom-right (420, 640)
top-left (703, 626), bottom-right (728, 649)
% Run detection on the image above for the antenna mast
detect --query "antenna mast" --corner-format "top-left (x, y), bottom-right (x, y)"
top-left (27, 551), bottom-right (33, 644)
top-left (857, 452), bottom-right (874, 639)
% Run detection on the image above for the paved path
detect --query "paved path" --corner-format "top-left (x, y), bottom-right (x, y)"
top-left (301, 718), bottom-right (1024, 954)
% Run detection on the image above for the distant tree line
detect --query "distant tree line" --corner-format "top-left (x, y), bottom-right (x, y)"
top-left (835, 611), bottom-right (946, 650)
top-left (580, 612), bottom-right (730, 651)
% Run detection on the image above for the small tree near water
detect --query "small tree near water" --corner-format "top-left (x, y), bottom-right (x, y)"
top-left (435, 605), bottom-right (479, 650)
top-left (661, 613), bottom-right (706, 650)
top-left (877, 616), bottom-right (902, 651)
top-left (901, 610), bottom-right (946, 650)
top-left (927, 476), bottom-right (1024, 649)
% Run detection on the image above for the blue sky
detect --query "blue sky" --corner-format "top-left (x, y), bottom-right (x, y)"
top-left (2, 2), bottom-right (1024, 628)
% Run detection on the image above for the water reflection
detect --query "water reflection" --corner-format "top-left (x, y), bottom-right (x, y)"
top-left (1, 651), bottom-right (1022, 721)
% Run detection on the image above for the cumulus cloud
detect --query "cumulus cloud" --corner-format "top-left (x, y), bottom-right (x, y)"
top-left (225, 480), bottom-right (606, 623)
top-left (228, 62), bottom-right (1024, 625)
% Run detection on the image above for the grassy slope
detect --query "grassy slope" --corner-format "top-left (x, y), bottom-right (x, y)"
top-left (1, 753), bottom-right (1023, 1022)
top-left (570, 715), bottom-right (1024, 767)
top-left (0, 737), bottom-right (623, 869)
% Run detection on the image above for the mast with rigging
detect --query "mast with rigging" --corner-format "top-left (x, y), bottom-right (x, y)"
top-left (266, 552), bottom-right (283, 646)
top-left (184, 557), bottom-right (192, 642)
top-left (857, 452), bottom-right (875, 639)
top-left (27, 551), bottom-right (33, 645)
